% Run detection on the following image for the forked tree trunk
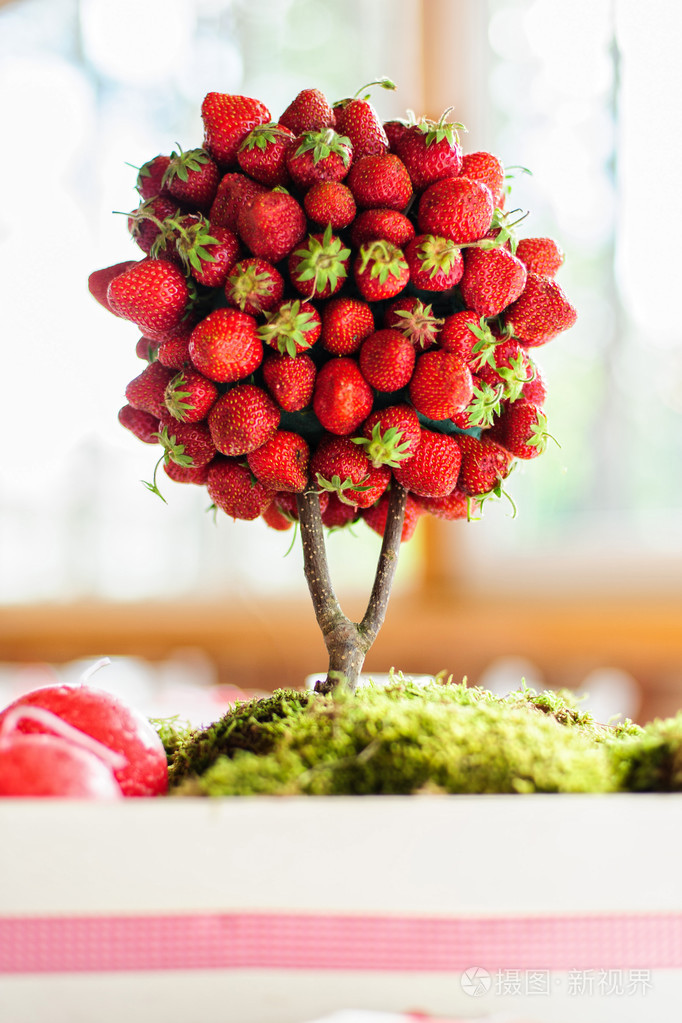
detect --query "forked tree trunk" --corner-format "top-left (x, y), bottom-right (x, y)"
top-left (296, 483), bottom-right (407, 693)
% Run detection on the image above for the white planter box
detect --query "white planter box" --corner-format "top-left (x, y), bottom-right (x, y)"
top-left (1, 795), bottom-right (680, 1022)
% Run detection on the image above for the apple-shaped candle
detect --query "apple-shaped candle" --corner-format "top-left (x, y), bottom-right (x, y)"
top-left (0, 706), bottom-right (123, 798)
top-left (0, 679), bottom-right (168, 797)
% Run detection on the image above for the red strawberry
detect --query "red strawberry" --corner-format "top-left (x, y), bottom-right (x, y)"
top-left (321, 296), bottom-right (374, 356)
top-left (515, 237), bottom-right (564, 278)
top-left (259, 299), bottom-right (322, 357)
top-left (162, 146), bottom-right (219, 212)
top-left (304, 181), bottom-right (356, 229)
top-left (384, 296), bottom-right (442, 349)
top-left (247, 430), bottom-right (310, 492)
top-left (125, 361), bottom-right (175, 417)
top-left (237, 189), bottom-right (307, 263)
top-left (313, 358), bottom-right (373, 436)
top-left (460, 152), bottom-right (505, 208)
top-left (209, 172), bottom-right (267, 231)
top-left (354, 240), bottom-right (409, 301)
top-left (349, 208), bottom-right (415, 249)
top-left (408, 350), bottom-right (473, 419)
top-left (358, 328), bottom-right (416, 392)
top-left (164, 459), bottom-right (212, 486)
top-left (346, 153), bottom-right (412, 210)
top-left (163, 216), bottom-right (240, 287)
top-left (88, 260), bottom-right (138, 315)
top-left (417, 488), bottom-right (480, 521)
top-left (503, 272), bottom-right (577, 347)
top-left (157, 331), bottom-right (191, 369)
top-left (237, 123), bottom-right (295, 186)
top-left (404, 233), bottom-right (464, 291)
top-left (417, 176), bottom-right (494, 243)
top-left (262, 502), bottom-right (294, 532)
top-left (156, 419), bottom-right (216, 468)
top-left (392, 429), bottom-right (462, 498)
top-left (108, 259), bottom-right (191, 337)
top-left (288, 224), bottom-right (351, 299)
top-left (520, 358), bottom-right (547, 406)
top-left (363, 490), bottom-right (423, 542)
top-left (395, 111), bottom-right (464, 191)
top-left (262, 352), bottom-right (316, 411)
top-left (163, 367), bottom-right (218, 423)
top-left (311, 435), bottom-right (390, 508)
top-left (135, 155), bottom-right (171, 200)
top-left (188, 308), bottom-right (263, 383)
top-left (279, 88), bottom-right (336, 135)
top-left (477, 336), bottom-right (534, 403)
top-left (458, 433), bottom-right (513, 497)
top-left (207, 458), bottom-right (274, 520)
top-left (201, 92), bottom-right (271, 168)
top-left (356, 404), bottom-right (421, 467)
top-left (118, 404), bottom-right (159, 444)
top-left (333, 78), bottom-right (395, 159)
top-left (438, 310), bottom-right (489, 362)
top-left (459, 245), bottom-right (527, 318)
top-left (225, 257), bottom-right (284, 315)
top-left (135, 336), bottom-right (159, 362)
top-left (321, 492), bottom-right (361, 529)
top-left (285, 129), bottom-right (353, 189)
top-left (383, 115), bottom-right (414, 153)
top-left (127, 195), bottom-right (179, 256)
top-left (208, 384), bottom-right (279, 456)
top-left (491, 401), bottom-right (552, 459)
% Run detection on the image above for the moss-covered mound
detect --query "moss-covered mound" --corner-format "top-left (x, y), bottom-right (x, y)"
top-left (158, 675), bottom-right (679, 797)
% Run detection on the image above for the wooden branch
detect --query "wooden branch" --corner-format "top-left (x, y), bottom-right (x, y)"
top-left (361, 482), bottom-right (407, 641)
top-left (296, 486), bottom-right (341, 630)
top-left (297, 482), bottom-right (407, 694)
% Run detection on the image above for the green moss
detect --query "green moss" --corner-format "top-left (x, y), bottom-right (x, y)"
top-left (607, 713), bottom-right (682, 792)
top-left (150, 715), bottom-right (194, 766)
top-left (168, 676), bottom-right (639, 797)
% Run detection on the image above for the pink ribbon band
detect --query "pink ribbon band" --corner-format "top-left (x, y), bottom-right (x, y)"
top-left (2, 911), bottom-right (680, 975)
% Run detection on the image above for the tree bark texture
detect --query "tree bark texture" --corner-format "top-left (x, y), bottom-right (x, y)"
top-left (297, 483), bottom-right (407, 693)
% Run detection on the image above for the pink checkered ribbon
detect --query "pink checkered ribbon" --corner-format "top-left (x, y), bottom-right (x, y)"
top-left (1, 911), bottom-right (680, 974)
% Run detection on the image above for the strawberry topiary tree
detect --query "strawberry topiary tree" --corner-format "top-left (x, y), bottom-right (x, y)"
top-left (89, 80), bottom-right (576, 694)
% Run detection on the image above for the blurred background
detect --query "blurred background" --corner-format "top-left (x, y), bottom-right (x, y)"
top-left (0, 0), bottom-right (680, 725)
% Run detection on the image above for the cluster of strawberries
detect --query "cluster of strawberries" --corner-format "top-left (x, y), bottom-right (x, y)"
top-left (89, 79), bottom-right (576, 542)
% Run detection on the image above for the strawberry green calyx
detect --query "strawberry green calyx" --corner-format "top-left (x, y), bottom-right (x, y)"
top-left (462, 381), bottom-right (504, 429)
top-left (240, 123), bottom-right (294, 151)
top-left (358, 239), bottom-right (408, 284)
top-left (142, 425), bottom-right (195, 503)
top-left (416, 234), bottom-right (462, 279)
top-left (417, 107), bottom-right (466, 148)
top-left (294, 128), bottom-right (353, 167)
top-left (292, 224), bottom-right (351, 297)
top-left (316, 472), bottom-right (371, 505)
top-left (468, 317), bottom-right (506, 369)
top-left (352, 424), bottom-right (412, 468)
top-left (475, 207), bottom-right (529, 254)
top-left (156, 425), bottom-right (195, 468)
top-left (227, 263), bottom-right (278, 312)
top-left (496, 353), bottom-right (534, 403)
top-left (162, 144), bottom-right (212, 187)
top-left (258, 300), bottom-right (319, 357)
top-left (164, 372), bottom-right (194, 421)
top-left (152, 215), bottom-right (220, 272)
top-left (393, 299), bottom-right (444, 348)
